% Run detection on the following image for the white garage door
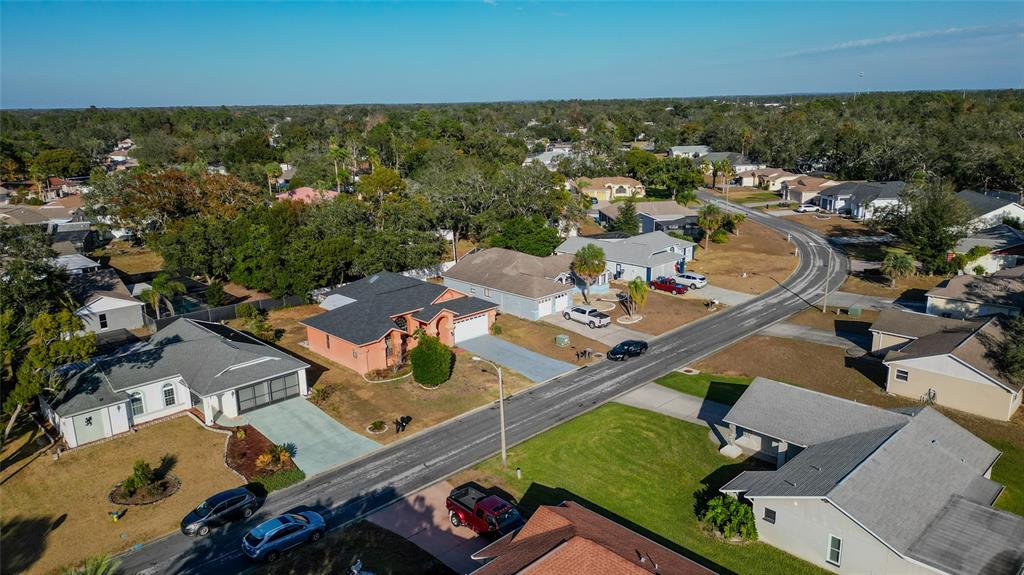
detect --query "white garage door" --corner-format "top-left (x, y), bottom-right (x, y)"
top-left (537, 298), bottom-right (553, 318)
top-left (454, 314), bottom-right (490, 343)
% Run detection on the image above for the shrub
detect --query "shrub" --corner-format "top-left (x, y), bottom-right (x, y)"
top-left (972, 265), bottom-right (987, 276)
top-left (491, 323), bottom-right (503, 335)
top-left (701, 495), bottom-right (757, 541)
top-left (236, 302), bottom-right (260, 320)
top-left (410, 334), bottom-right (453, 387)
top-left (253, 468), bottom-right (306, 492)
top-left (234, 428), bottom-right (246, 440)
top-left (254, 453), bottom-right (273, 469)
top-left (710, 228), bottom-right (729, 244)
top-left (309, 386), bottom-right (332, 405)
top-left (369, 420), bottom-right (386, 432)
top-left (205, 280), bottom-right (226, 307)
top-left (120, 459), bottom-right (155, 497)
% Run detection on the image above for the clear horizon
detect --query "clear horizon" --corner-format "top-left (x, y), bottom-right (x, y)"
top-left (2, 1), bottom-right (1022, 109)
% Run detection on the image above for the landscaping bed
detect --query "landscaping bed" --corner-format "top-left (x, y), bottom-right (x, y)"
top-left (451, 403), bottom-right (827, 575)
top-left (225, 425), bottom-right (304, 492)
top-left (686, 220), bottom-right (798, 294)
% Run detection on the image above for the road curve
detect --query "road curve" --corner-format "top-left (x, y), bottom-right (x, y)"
top-left (117, 197), bottom-right (848, 575)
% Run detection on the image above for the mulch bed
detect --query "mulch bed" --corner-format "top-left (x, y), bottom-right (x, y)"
top-left (109, 475), bottom-right (181, 506)
top-left (225, 425), bottom-right (298, 481)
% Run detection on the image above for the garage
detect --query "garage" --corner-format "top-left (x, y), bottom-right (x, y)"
top-left (236, 372), bottom-right (301, 414)
top-left (454, 313), bottom-right (490, 343)
top-left (72, 409), bottom-right (107, 445)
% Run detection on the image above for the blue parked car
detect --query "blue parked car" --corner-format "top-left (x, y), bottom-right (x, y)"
top-left (242, 511), bottom-right (325, 562)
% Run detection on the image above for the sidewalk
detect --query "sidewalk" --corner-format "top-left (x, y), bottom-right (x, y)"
top-left (680, 285), bottom-right (755, 306)
top-left (614, 382), bottom-right (730, 427)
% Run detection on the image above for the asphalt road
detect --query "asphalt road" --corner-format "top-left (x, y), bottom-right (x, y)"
top-left (117, 197), bottom-right (848, 575)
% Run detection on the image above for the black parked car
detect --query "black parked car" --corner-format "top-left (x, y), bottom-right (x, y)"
top-left (607, 340), bottom-right (648, 361)
top-left (181, 487), bottom-right (258, 536)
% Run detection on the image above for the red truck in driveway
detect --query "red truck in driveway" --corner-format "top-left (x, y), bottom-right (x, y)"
top-left (446, 484), bottom-right (524, 536)
top-left (650, 276), bottom-right (689, 295)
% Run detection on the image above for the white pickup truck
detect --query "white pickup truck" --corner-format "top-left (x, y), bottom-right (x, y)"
top-left (562, 305), bottom-right (611, 329)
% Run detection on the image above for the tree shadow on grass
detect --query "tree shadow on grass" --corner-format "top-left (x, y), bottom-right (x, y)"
top-left (517, 483), bottom-right (735, 575)
top-left (844, 355), bottom-right (888, 391)
top-left (1, 515), bottom-right (54, 574)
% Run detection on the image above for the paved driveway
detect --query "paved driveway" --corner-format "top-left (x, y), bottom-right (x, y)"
top-left (219, 398), bottom-right (381, 477)
top-left (542, 313), bottom-right (647, 347)
top-left (458, 335), bottom-right (575, 383)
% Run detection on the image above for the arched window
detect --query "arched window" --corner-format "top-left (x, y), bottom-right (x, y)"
top-left (130, 392), bottom-right (144, 417)
top-left (162, 383), bottom-right (176, 407)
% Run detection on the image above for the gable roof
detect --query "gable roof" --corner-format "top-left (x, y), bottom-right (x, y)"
top-left (869, 308), bottom-right (984, 340)
top-left (300, 271), bottom-right (496, 345)
top-left (574, 176), bottom-right (643, 191)
top-left (958, 190), bottom-right (1021, 217)
top-left (443, 248), bottom-right (574, 300)
top-left (600, 201), bottom-right (697, 220)
top-left (555, 231), bottom-right (694, 269)
top-left (819, 180), bottom-right (905, 201)
top-left (70, 268), bottom-right (141, 306)
top-left (735, 167), bottom-right (793, 178)
top-left (906, 496), bottom-right (1024, 575)
top-left (925, 275), bottom-right (1024, 309)
top-left (956, 224), bottom-right (1024, 254)
top-left (702, 151), bottom-right (756, 166)
top-left (722, 377), bottom-right (907, 447)
top-left (781, 175), bottom-right (837, 193)
top-left (669, 145), bottom-right (711, 156)
top-left (721, 379), bottom-right (1016, 575)
top-left (470, 502), bottom-right (714, 575)
top-left (49, 319), bottom-right (309, 416)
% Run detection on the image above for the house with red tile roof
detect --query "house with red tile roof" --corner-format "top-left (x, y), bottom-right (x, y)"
top-left (275, 186), bottom-right (339, 204)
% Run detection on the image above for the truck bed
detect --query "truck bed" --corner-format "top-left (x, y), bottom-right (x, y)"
top-left (449, 486), bottom-right (487, 511)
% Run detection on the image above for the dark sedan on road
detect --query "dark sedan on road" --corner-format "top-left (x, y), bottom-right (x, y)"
top-left (181, 487), bottom-right (258, 536)
top-left (242, 511), bottom-right (325, 562)
top-left (607, 340), bottom-right (649, 361)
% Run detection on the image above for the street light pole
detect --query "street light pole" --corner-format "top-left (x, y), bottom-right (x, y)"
top-left (822, 244), bottom-right (833, 313)
top-left (473, 356), bottom-right (508, 467)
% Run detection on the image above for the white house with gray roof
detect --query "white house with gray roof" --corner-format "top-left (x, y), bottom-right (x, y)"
top-left (958, 190), bottom-right (1024, 232)
top-left (953, 225), bottom-right (1024, 275)
top-left (442, 248), bottom-right (576, 320)
top-left (554, 231), bottom-right (695, 282)
top-left (720, 377), bottom-right (1024, 575)
top-left (40, 319), bottom-right (309, 448)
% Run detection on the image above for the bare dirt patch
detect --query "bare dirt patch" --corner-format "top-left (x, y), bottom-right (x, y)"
top-left (786, 307), bottom-right (879, 336)
top-left (686, 220), bottom-right (799, 294)
top-left (223, 282), bottom-right (272, 302)
top-left (840, 273), bottom-right (948, 299)
top-left (495, 314), bottom-right (608, 364)
top-left (609, 289), bottom-right (715, 336)
top-left (781, 213), bottom-right (875, 238)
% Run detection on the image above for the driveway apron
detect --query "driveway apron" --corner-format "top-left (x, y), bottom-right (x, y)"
top-left (457, 335), bottom-right (575, 383)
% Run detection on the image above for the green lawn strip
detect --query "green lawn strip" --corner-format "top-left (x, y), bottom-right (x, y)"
top-left (467, 403), bottom-right (826, 575)
top-left (990, 440), bottom-right (1024, 516)
top-left (735, 193), bottom-right (781, 204)
top-left (655, 372), bottom-right (753, 405)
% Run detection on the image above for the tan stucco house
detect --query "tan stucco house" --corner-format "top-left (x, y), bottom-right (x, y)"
top-left (570, 176), bottom-right (645, 203)
top-left (925, 275), bottom-right (1024, 319)
top-left (720, 378), bottom-right (1024, 575)
top-left (780, 175), bottom-right (840, 205)
top-left (870, 309), bottom-right (1022, 421)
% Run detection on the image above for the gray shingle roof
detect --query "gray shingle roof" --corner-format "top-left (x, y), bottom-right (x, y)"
top-left (300, 271), bottom-right (497, 345)
top-left (49, 319), bottom-right (309, 416)
top-left (555, 231), bottom-right (694, 270)
top-left (819, 180), bottom-right (905, 201)
top-left (443, 248), bottom-right (575, 300)
top-left (958, 190), bottom-right (1019, 217)
top-left (926, 275), bottom-right (1024, 309)
top-left (907, 496), bottom-right (1024, 575)
top-left (956, 225), bottom-right (1024, 254)
top-left (869, 308), bottom-right (983, 339)
top-left (70, 268), bottom-right (140, 305)
top-left (722, 377), bottom-right (907, 447)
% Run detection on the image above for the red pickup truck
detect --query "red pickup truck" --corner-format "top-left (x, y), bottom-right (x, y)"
top-left (650, 276), bottom-right (689, 295)
top-left (446, 484), bottom-right (524, 536)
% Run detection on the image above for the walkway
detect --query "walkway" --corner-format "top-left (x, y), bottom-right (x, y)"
top-left (542, 313), bottom-right (648, 347)
top-left (214, 398), bottom-right (380, 477)
top-left (614, 382), bottom-right (730, 428)
top-left (458, 335), bottom-right (576, 383)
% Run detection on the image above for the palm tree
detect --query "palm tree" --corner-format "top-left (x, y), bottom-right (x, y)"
top-left (327, 138), bottom-right (349, 192)
top-left (699, 159), bottom-right (711, 187)
top-left (880, 252), bottom-right (915, 288)
top-left (713, 159), bottom-right (735, 193)
top-left (263, 162), bottom-right (282, 196)
top-left (728, 213), bottom-right (746, 236)
top-left (571, 244), bottom-right (606, 304)
top-left (697, 204), bottom-right (725, 252)
top-left (675, 188), bottom-right (697, 207)
top-left (139, 273), bottom-right (186, 319)
top-left (62, 555), bottom-right (120, 575)
top-left (626, 277), bottom-right (648, 317)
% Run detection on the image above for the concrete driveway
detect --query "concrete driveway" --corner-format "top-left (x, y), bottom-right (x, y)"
top-left (368, 481), bottom-right (488, 574)
top-left (458, 335), bottom-right (575, 382)
top-left (542, 313), bottom-right (647, 347)
top-left (217, 398), bottom-right (380, 477)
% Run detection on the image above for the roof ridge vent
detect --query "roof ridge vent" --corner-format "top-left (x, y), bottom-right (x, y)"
top-left (784, 479), bottom-right (797, 487)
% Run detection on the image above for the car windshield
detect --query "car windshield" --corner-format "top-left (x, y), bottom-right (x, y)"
top-left (288, 513), bottom-right (309, 525)
top-left (244, 532), bottom-right (263, 547)
top-left (194, 501), bottom-right (214, 516)
top-left (495, 508), bottom-right (522, 528)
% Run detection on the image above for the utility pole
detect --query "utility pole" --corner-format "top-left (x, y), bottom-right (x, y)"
top-left (472, 356), bottom-right (507, 467)
top-left (822, 245), bottom-right (833, 313)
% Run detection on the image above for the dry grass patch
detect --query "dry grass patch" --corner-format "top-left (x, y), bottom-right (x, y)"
top-left (233, 306), bottom-right (534, 445)
top-left (495, 314), bottom-right (608, 364)
top-left (609, 289), bottom-right (715, 336)
top-left (781, 213), bottom-right (875, 238)
top-left (0, 416), bottom-right (240, 575)
top-left (686, 220), bottom-right (799, 294)
top-left (785, 307), bottom-right (879, 336)
top-left (223, 282), bottom-right (272, 302)
top-left (91, 241), bottom-right (165, 275)
top-left (840, 273), bottom-right (948, 299)
top-left (578, 218), bottom-right (606, 236)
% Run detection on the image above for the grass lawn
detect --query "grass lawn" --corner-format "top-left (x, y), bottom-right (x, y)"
top-left (687, 219), bottom-right (799, 294)
top-left (784, 306), bottom-right (879, 336)
top-left (495, 314), bottom-right (608, 364)
top-left (578, 218), bottom-right (605, 236)
top-left (90, 241), bottom-right (165, 275)
top-left (780, 213), bottom-right (875, 238)
top-left (709, 186), bottom-right (781, 205)
top-left (0, 416), bottom-right (241, 575)
top-left (232, 306), bottom-right (534, 446)
top-left (260, 521), bottom-right (453, 575)
top-left (656, 372), bottom-right (752, 405)
top-left (451, 403), bottom-right (827, 575)
top-left (694, 335), bottom-right (1024, 515)
top-left (840, 273), bottom-right (948, 299)
top-left (606, 285), bottom-right (717, 336)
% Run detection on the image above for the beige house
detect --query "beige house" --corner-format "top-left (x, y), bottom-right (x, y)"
top-left (570, 176), bottom-right (645, 203)
top-left (780, 176), bottom-right (840, 204)
top-left (872, 311), bottom-right (1023, 421)
top-left (925, 275), bottom-right (1024, 319)
top-left (720, 378), bottom-right (1024, 575)
top-left (735, 167), bottom-right (798, 190)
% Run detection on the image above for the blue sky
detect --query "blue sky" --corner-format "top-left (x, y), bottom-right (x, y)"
top-left (1, 1), bottom-right (1022, 109)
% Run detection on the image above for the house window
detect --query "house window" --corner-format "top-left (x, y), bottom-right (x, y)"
top-left (385, 337), bottom-right (394, 358)
top-left (484, 288), bottom-right (491, 297)
top-left (895, 369), bottom-right (909, 382)
top-left (827, 535), bottom-right (842, 566)
top-left (162, 383), bottom-right (176, 407)
top-left (763, 508), bottom-right (776, 524)
top-left (99, 314), bottom-right (108, 329)
top-left (130, 392), bottom-right (144, 417)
